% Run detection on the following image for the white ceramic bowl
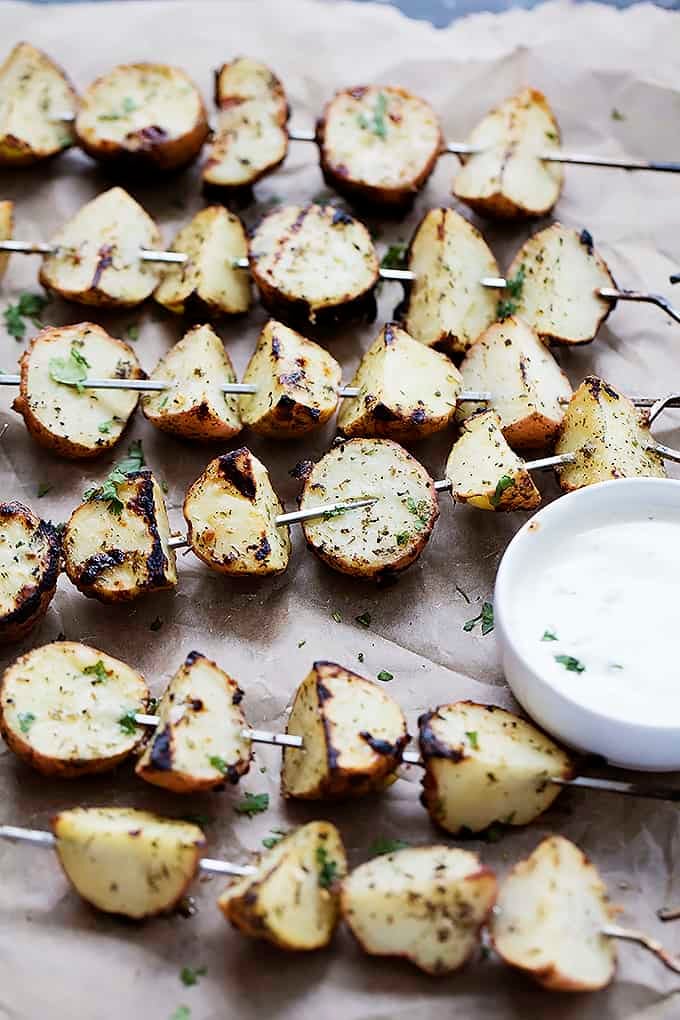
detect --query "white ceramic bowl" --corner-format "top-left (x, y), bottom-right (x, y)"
top-left (495, 477), bottom-right (680, 772)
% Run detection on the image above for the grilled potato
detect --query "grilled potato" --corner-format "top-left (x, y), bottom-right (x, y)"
top-left (0, 640), bottom-right (148, 777)
top-left (239, 319), bottom-right (341, 438)
top-left (452, 89), bottom-right (563, 219)
top-left (0, 502), bottom-right (61, 643)
top-left (0, 42), bottom-right (77, 166)
top-left (142, 324), bottom-right (242, 441)
top-left (338, 323), bottom-right (462, 441)
top-left (219, 821), bottom-right (347, 950)
top-left (52, 807), bottom-right (205, 918)
top-left (13, 323), bottom-right (142, 459)
top-left (300, 438), bottom-right (439, 578)
top-left (555, 376), bottom-right (665, 491)
top-left (203, 57), bottom-right (288, 192)
top-left (402, 208), bottom-right (500, 354)
top-left (136, 650), bottom-right (251, 793)
top-left (250, 204), bottom-right (379, 327)
top-left (63, 470), bottom-right (177, 602)
top-left (0, 199), bottom-right (13, 281)
top-left (491, 836), bottom-right (617, 991)
top-left (281, 662), bottom-right (408, 799)
top-left (153, 206), bottom-right (251, 317)
top-left (342, 846), bottom-right (497, 975)
top-left (317, 85), bottom-right (441, 210)
top-left (418, 701), bottom-right (574, 835)
top-left (183, 448), bottom-right (290, 576)
top-left (75, 63), bottom-right (209, 171)
top-left (39, 187), bottom-right (162, 308)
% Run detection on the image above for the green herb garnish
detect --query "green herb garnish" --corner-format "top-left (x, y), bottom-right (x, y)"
top-left (169, 1009), bottom-right (191, 1020)
top-left (406, 497), bottom-right (431, 529)
top-left (332, 611), bottom-right (342, 623)
top-left (355, 612), bottom-right (371, 629)
top-left (395, 531), bottom-right (410, 547)
top-left (377, 669), bottom-right (393, 682)
top-left (611, 108), bottom-right (625, 121)
top-left (126, 323), bottom-right (140, 341)
top-left (118, 710), bottom-right (138, 734)
top-left (49, 344), bottom-right (90, 393)
top-left (82, 440), bottom-right (145, 515)
top-left (4, 292), bottom-right (48, 340)
top-left (37, 482), bottom-right (50, 498)
top-left (98, 419), bottom-right (114, 434)
top-left (316, 845), bottom-right (339, 888)
top-left (463, 602), bottom-right (494, 636)
top-left (369, 837), bottom-right (410, 857)
top-left (380, 243), bottom-right (407, 270)
top-left (83, 660), bottom-right (109, 684)
top-left (180, 966), bottom-right (206, 987)
top-left (465, 730), bottom-right (479, 750)
top-left (555, 654), bottom-right (585, 673)
top-left (262, 829), bottom-right (288, 850)
top-left (496, 265), bottom-right (526, 319)
top-left (18, 711), bottom-right (36, 734)
top-left (542, 629), bottom-right (558, 642)
top-left (234, 792), bottom-right (269, 817)
top-left (490, 474), bottom-right (515, 507)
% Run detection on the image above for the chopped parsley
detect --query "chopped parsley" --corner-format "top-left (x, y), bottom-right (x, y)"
top-left (118, 710), bottom-right (138, 734)
top-left (611, 108), bottom-right (625, 121)
top-left (262, 829), bottom-right (288, 850)
top-left (99, 96), bottom-right (138, 120)
top-left (48, 344), bottom-right (90, 393)
top-left (297, 639), bottom-right (306, 648)
top-left (369, 837), bottom-right (410, 857)
top-left (208, 755), bottom-right (230, 775)
top-left (555, 654), bottom-right (585, 674)
top-left (332, 611), bottom-right (342, 623)
top-left (377, 669), bottom-right (393, 682)
top-left (465, 730), bottom-right (479, 750)
top-left (4, 292), bottom-right (48, 340)
top-left (355, 612), bottom-right (371, 628)
top-left (180, 966), bottom-right (206, 987)
top-left (37, 482), bottom-right (51, 498)
top-left (496, 265), bottom-right (526, 319)
top-left (234, 792), bottom-right (269, 817)
top-left (395, 531), bottom-right (410, 546)
top-left (357, 90), bottom-right (388, 138)
top-left (463, 602), bottom-right (494, 636)
top-left (82, 440), bottom-right (145, 515)
top-left (490, 474), bottom-right (515, 507)
top-left (18, 711), bottom-right (36, 734)
top-left (545, 130), bottom-right (559, 142)
top-left (380, 243), bottom-right (407, 270)
top-left (83, 660), bottom-right (109, 684)
top-left (98, 419), bottom-right (114, 434)
top-left (316, 845), bottom-right (339, 888)
top-left (126, 323), bottom-right (140, 341)
top-left (406, 497), bottom-right (431, 529)
top-left (542, 629), bottom-right (558, 642)
top-left (170, 1009), bottom-right (191, 1020)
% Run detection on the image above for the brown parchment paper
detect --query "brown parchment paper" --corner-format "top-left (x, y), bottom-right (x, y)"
top-left (1, 0), bottom-right (680, 1016)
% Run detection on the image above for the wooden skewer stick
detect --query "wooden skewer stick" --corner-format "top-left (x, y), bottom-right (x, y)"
top-left (0, 240), bottom-right (188, 265)
top-left (602, 924), bottom-right (680, 975)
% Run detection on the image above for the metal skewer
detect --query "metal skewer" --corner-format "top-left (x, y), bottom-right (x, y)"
top-left (0, 240), bottom-right (188, 265)
top-left (602, 924), bottom-right (680, 974)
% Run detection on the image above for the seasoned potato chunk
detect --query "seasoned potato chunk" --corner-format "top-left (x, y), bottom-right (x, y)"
top-left (137, 651), bottom-right (251, 793)
top-left (154, 206), bottom-right (251, 316)
top-left (52, 807), bottom-right (205, 918)
top-left (403, 209), bottom-right (500, 354)
top-left (39, 188), bottom-right (162, 308)
top-left (491, 836), bottom-right (617, 991)
top-left (0, 502), bottom-right (61, 643)
top-left (142, 324), bottom-right (241, 441)
top-left (183, 448), bottom-right (290, 576)
top-left (338, 323), bottom-right (462, 441)
top-left (75, 63), bottom-right (209, 171)
top-left (419, 701), bottom-right (574, 834)
top-left (240, 319), bottom-right (341, 438)
top-left (203, 57), bottom-right (288, 191)
top-left (0, 43), bottom-right (77, 166)
top-left (555, 376), bottom-right (665, 491)
top-left (342, 846), bottom-right (497, 974)
top-left (281, 662), bottom-right (408, 799)
top-left (0, 199), bottom-right (13, 281)
top-left (219, 821), bottom-right (346, 950)
top-left (0, 641), bottom-right (148, 777)
top-left (301, 438), bottom-right (438, 578)
top-left (453, 89), bottom-right (563, 219)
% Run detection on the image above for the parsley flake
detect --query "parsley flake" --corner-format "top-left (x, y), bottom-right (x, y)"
top-left (169, 1009), bottom-right (191, 1020)
top-left (82, 440), bottom-right (145, 515)
top-left (180, 966), bottom-right (206, 987)
top-left (332, 611), bottom-right (342, 623)
top-left (316, 845), bottom-right (339, 888)
top-left (490, 474), bottom-right (515, 507)
top-left (18, 711), bottom-right (36, 734)
top-left (611, 108), bottom-right (625, 121)
top-left (4, 292), bottom-right (48, 340)
top-left (83, 660), bottom-right (109, 684)
top-left (369, 837), bottom-right (410, 857)
top-left (465, 730), bottom-right (479, 750)
top-left (463, 602), bottom-right (494, 636)
top-left (355, 612), bottom-right (371, 628)
top-left (380, 243), bottom-right (407, 271)
top-left (37, 482), bottom-right (51, 498)
top-left (49, 344), bottom-right (90, 393)
top-left (117, 710), bottom-right (138, 734)
top-left (262, 829), bottom-right (288, 850)
top-left (542, 629), bottom-right (558, 642)
top-left (497, 265), bottom-right (525, 319)
top-left (234, 792), bottom-right (269, 817)
top-left (555, 654), bottom-right (585, 674)
top-left (377, 669), bottom-right (393, 682)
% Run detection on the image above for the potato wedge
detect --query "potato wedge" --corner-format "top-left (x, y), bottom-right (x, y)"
top-left (13, 322), bottom-right (142, 459)
top-left (317, 85), bottom-right (441, 209)
top-left (555, 376), bottom-right (665, 491)
top-left (154, 206), bottom-right (251, 317)
top-left (0, 42), bottom-right (77, 166)
top-left (39, 187), bottom-right (162, 308)
top-left (453, 89), bottom-right (563, 219)
top-left (136, 650), bottom-right (251, 793)
top-left (341, 846), bottom-right (497, 975)
top-left (281, 662), bottom-right (408, 799)
top-left (418, 701), bottom-right (574, 834)
top-left (0, 502), bottom-right (61, 643)
top-left (250, 204), bottom-right (378, 327)
top-left (219, 821), bottom-right (346, 950)
top-left (75, 63), bottom-right (209, 171)
top-left (402, 208), bottom-right (500, 354)
top-left (52, 807), bottom-right (205, 918)
top-left (203, 57), bottom-right (288, 192)
top-left (491, 836), bottom-right (617, 991)
top-left (0, 199), bottom-right (13, 281)
top-left (239, 319), bottom-right (341, 438)
top-left (338, 323), bottom-right (462, 441)
top-left (64, 470), bottom-right (177, 602)
top-left (142, 324), bottom-right (241, 441)
top-left (183, 448), bottom-right (290, 576)
top-left (0, 640), bottom-right (148, 777)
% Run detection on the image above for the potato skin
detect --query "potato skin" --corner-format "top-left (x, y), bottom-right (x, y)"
top-left (0, 502), bottom-right (62, 643)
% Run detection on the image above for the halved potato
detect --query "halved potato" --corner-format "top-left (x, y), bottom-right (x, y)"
top-left (0, 640), bottom-right (148, 777)
top-left (555, 376), bottom-right (665, 491)
top-left (491, 836), bottom-right (617, 991)
top-left (239, 319), bottom-right (341, 438)
top-left (141, 324), bottom-right (242, 441)
top-left (63, 470), bottom-right (177, 602)
top-left (39, 187), bottom-right (162, 308)
top-left (75, 63), bottom-right (209, 171)
top-left (0, 502), bottom-right (61, 643)
top-left (183, 448), bottom-right (290, 576)
top-left (203, 57), bottom-right (288, 192)
top-left (418, 701), bottom-right (574, 835)
top-left (219, 821), bottom-right (346, 950)
top-left (317, 85), bottom-right (442, 209)
top-left (338, 323), bottom-right (462, 441)
top-left (281, 662), bottom-right (408, 799)
top-left (52, 807), bottom-right (205, 918)
top-left (136, 650), bottom-right (251, 793)
top-left (402, 208), bottom-right (500, 354)
top-left (250, 204), bottom-right (379, 327)
top-left (154, 206), bottom-right (251, 317)
top-left (0, 199), bottom-right (13, 281)
top-left (13, 322), bottom-right (142, 459)
top-left (341, 846), bottom-right (497, 975)
top-left (0, 42), bottom-right (77, 166)
top-left (453, 89), bottom-right (563, 219)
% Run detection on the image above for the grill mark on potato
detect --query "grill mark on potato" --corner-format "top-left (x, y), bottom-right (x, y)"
top-left (79, 548), bottom-right (128, 588)
top-left (418, 710), bottom-right (466, 762)
top-left (184, 650), bottom-right (205, 667)
top-left (91, 243), bottom-right (114, 289)
top-left (331, 209), bottom-right (353, 226)
top-left (136, 125), bottom-right (169, 148)
top-left (359, 730), bottom-right (409, 760)
top-left (0, 512), bottom-right (61, 634)
top-left (149, 726), bottom-right (173, 770)
top-left (128, 472), bottom-right (172, 587)
top-left (217, 448), bottom-right (257, 499)
top-left (579, 228), bottom-right (594, 254)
